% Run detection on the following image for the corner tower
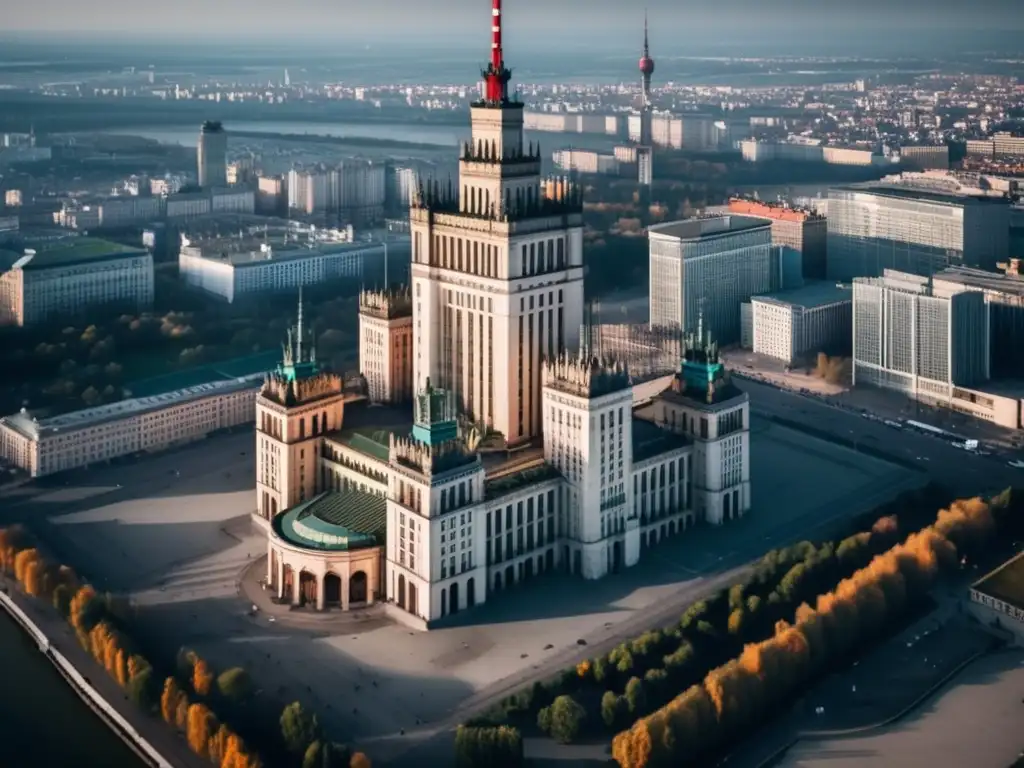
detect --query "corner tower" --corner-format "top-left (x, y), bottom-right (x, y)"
top-left (542, 352), bottom-right (637, 579)
top-left (652, 316), bottom-right (751, 525)
top-left (410, 0), bottom-right (586, 445)
top-left (256, 291), bottom-right (350, 520)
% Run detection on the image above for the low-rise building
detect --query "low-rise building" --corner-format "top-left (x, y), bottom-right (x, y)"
top-left (969, 551), bottom-right (1024, 645)
top-left (179, 232), bottom-right (408, 303)
top-left (0, 238), bottom-right (153, 327)
top-left (0, 374), bottom-right (263, 477)
top-left (899, 144), bottom-right (950, 171)
top-left (748, 282), bottom-right (852, 365)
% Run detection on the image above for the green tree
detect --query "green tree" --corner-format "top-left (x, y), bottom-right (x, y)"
top-left (302, 740), bottom-right (352, 768)
top-left (454, 725), bottom-right (523, 768)
top-left (546, 695), bottom-right (586, 744)
top-left (625, 676), bottom-right (647, 716)
top-left (601, 690), bottom-right (626, 729)
top-left (52, 583), bottom-right (72, 618)
top-left (281, 701), bottom-right (320, 755)
top-left (217, 667), bottom-right (253, 704)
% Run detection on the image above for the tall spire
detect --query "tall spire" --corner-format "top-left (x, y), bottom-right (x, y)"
top-left (296, 286), bottom-right (304, 364)
top-left (643, 9), bottom-right (650, 59)
top-left (482, 0), bottom-right (512, 103)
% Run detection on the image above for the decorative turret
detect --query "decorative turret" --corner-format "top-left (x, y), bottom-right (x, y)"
top-left (261, 289), bottom-right (343, 406)
top-left (359, 286), bottom-right (412, 320)
top-left (412, 379), bottom-right (459, 446)
top-left (542, 350), bottom-right (631, 399)
top-left (673, 310), bottom-right (738, 405)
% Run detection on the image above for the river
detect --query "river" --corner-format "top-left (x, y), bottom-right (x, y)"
top-left (97, 120), bottom-right (465, 148)
top-left (0, 609), bottom-right (145, 768)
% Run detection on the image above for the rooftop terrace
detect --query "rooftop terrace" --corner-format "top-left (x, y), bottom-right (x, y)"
top-left (754, 280), bottom-right (853, 310)
top-left (184, 235), bottom-right (408, 267)
top-left (631, 417), bottom-right (691, 463)
top-left (648, 214), bottom-right (771, 242)
top-left (1, 373), bottom-right (264, 441)
top-left (7, 238), bottom-right (147, 271)
top-left (832, 183), bottom-right (1010, 206)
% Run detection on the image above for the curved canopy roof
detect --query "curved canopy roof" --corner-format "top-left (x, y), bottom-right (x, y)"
top-left (273, 490), bottom-right (385, 552)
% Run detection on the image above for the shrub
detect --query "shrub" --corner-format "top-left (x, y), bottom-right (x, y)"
top-left (217, 667), bottom-right (254, 704)
top-left (281, 701), bottom-right (320, 755)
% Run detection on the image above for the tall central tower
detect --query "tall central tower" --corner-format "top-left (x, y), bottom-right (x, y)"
top-left (410, 0), bottom-right (586, 445)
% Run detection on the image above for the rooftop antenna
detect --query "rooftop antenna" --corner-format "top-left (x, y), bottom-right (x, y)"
top-left (296, 286), bottom-right (304, 363)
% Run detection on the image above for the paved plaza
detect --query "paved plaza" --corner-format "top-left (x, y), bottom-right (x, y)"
top-left (778, 649), bottom-right (1024, 768)
top-left (4, 416), bottom-right (922, 762)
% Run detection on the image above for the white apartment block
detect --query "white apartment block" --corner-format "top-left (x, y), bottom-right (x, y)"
top-left (0, 375), bottom-right (262, 477)
top-left (0, 239), bottom-right (153, 327)
top-left (287, 163), bottom-right (386, 221)
top-left (749, 282), bottom-right (853, 365)
top-left (179, 236), bottom-right (408, 303)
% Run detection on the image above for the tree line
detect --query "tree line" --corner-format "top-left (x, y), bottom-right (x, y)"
top-left (462, 485), bottom-right (948, 752)
top-left (610, 490), bottom-right (1018, 767)
top-left (1, 526), bottom-right (371, 768)
top-left (0, 526), bottom-right (258, 767)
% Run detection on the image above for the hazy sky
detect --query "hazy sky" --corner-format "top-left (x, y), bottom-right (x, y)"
top-left (7, 0), bottom-right (1024, 43)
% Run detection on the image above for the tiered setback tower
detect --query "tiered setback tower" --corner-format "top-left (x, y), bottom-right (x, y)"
top-left (410, 0), bottom-right (586, 444)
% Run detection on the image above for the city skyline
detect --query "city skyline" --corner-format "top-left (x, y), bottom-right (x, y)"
top-left (6, 0), bottom-right (1024, 47)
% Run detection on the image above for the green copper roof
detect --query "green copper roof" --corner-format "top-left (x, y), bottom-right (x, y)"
top-left (273, 490), bottom-right (386, 551)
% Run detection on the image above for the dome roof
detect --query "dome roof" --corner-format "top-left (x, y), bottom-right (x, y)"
top-left (272, 490), bottom-right (385, 551)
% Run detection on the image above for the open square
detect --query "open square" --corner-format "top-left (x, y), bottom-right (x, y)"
top-left (9, 413), bottom-right (921, 756)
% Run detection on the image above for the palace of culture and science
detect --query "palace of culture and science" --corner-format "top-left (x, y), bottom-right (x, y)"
top-left (254, 0), bottom-right (751, 628)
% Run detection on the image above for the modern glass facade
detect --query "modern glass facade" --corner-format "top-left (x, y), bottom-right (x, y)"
top-left (852, 270), bottom-right (989, 400)
top-left (649, 216), bottom-right (774, 345)
top-left (827, 186), bottom-right (1010, 281)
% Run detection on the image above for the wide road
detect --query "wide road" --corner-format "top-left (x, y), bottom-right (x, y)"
top-left (739, 376), bottom-right (1024, 498)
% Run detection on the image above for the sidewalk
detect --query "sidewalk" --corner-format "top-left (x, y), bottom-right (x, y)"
top-left (2, 577), bottom-right (206, 768)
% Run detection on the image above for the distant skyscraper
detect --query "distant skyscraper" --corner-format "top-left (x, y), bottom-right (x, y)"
top-left (826, 184), bottom-right (1010, 281)
top-left (409, 0), bottom-right (586, 444)
top-left (284, 69), bottom-right (290, 87)
top-left (197, 121), bottom-right (227, 189)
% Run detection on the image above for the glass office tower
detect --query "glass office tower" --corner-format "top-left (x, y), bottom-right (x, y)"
top-left (648, 215), bottom-right (774, 345)
top-left (852, 270), bottom-right (989, 401)
top-left (827, 185), bottom-right (1010, 281)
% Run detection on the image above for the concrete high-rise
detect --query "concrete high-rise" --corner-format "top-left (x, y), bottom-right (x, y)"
top-left (852, 270), bottom-right (990, 401)
top-left (648, 215), bottom-right (775, 344)
top-left (197, 121), bottom-right (227, 189)
top-left (409, 0), bottom-right (586, 445)
top-left (827, 184), bottom-right (1010, 281)
top-left (728, 198), bottom-right (827, 281)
